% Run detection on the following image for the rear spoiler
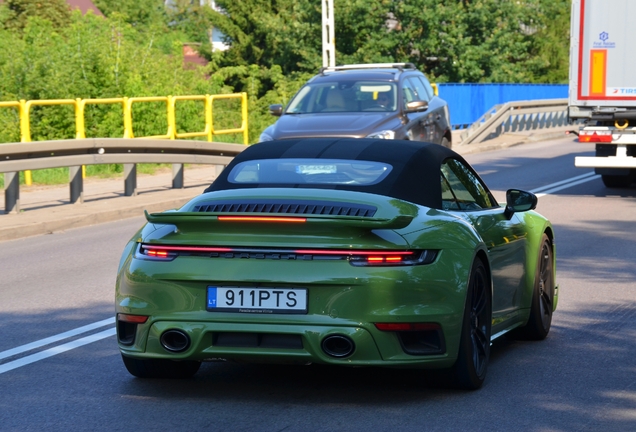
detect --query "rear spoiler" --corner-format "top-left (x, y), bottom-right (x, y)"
top-left (145, 211), bottom-right (414, 230)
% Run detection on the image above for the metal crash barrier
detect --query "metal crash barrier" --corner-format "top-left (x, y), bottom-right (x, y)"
top-left (458, 99), bottom-right (568, 146)
top-left (0, 93), bottom-right (249, 214)
top-left (0, 138), bottom-right (247, 214)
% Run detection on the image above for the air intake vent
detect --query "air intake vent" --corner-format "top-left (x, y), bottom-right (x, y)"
top-left (192, 200), bottom-right (377, 217)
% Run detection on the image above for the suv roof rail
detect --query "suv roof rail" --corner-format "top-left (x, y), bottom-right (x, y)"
top-left (319, 63), bottom-right (418, 75)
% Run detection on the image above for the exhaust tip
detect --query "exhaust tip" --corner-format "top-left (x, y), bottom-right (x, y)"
top-left (321, 335), bottom-right (355, 358)
top-left (160, 329), bottom-right (191, 353)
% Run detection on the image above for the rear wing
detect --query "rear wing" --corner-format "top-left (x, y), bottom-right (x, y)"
top-left (145, 211), bottom-right (414, 230)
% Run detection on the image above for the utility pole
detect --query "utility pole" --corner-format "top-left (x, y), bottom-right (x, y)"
top-left (322, 0), bottom-right (335, 68)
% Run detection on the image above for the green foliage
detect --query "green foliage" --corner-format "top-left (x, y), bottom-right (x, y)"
top-left (332, 0), bottom-right (395, 65)
top-left (2, 0), bottom-right (71, 31)
top-left (344, 0), bottom-right (567, 83)
top-left (210, 0), bottom-right (569, 84)
top-left (0, 11), bottom-right (222, 143)
top-left (164, 0), bottom-right (216, 57)
top-left (94, 0), bottom-right (212, 56)
top-left (93, 0), bottom-right (166, 28)
top-left (209, 0), bottom-right (322, 74)
top-left (532, 0), bottom-right (571, 83)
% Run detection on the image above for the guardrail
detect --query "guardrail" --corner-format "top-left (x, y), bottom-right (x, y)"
top-left (1, 138), bottom-right (247, 214)
top-left (458, 99), bottom-right (568, 146)
top-left (0, 93), bottom-right (248, 185)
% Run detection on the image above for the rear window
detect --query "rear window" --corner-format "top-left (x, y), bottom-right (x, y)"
top-left (228, 159), bottom-right (393, 186)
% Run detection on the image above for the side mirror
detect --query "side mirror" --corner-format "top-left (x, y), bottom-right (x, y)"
top-left (404, 100), bottom-right (428, 113)
top-left (269, 104), bottom-right (283, 117)
top-left (504, 189), bottom-right (537, 219)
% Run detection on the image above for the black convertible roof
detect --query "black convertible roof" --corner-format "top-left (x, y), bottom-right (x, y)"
top-left (205, 138), bottom-right (464, 209)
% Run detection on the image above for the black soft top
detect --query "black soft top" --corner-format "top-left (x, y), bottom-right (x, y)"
top-left (205, 138), bottom-right (464, 209)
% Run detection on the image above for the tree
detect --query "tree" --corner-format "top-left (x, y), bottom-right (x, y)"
top-left (532, 0), bottom-right (570, 83)
top-left (207, 0), bottom-right (569, 84)
top-left (379, 0), bottom-right (551, 83)
top-left (208, 0), bottom-right (321, 74)
top-left (93, 0), bottom-right (166, 28)
top-left (2, 0), bottom-right (72, 31)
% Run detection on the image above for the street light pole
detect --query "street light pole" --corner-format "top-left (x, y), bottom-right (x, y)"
top-left (322, 0), bottom-right (335, 68)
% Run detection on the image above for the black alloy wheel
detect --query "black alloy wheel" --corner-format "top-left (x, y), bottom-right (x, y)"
top-left (515, 234), bottom-right (555, 340)
top-left (453, 258), bottom-right (492, 390)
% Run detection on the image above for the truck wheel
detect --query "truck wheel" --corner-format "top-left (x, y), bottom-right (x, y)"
top-left (601, 174), bottom-right (633, 188)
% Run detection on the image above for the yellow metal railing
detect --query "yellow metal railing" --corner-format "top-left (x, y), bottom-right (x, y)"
top-left (0, 93), bottom-right (248, 185)
top-left (173, 95), bottom-right (212, 141)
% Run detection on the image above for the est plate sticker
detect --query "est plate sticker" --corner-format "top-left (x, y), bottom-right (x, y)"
top-left (207, 286), bottom-right (308, 314)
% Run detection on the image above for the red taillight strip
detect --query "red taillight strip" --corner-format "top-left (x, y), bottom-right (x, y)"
top-left (217, 216), bottom-right (307, 223)
top-left (118, 314), bottom-right (149, 324)
top-left (294, 249), bottom-right (413, 256)
top-left (143, 245), bottom-right (233, 253)
top-left (142, 245), bottom-right (413, 256)
top-left (139, 244), bottom-right (435, 266)
top-left (375, 323), bottom-right (441, 331)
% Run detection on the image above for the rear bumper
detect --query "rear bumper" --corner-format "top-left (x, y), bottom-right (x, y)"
top-left (118, 319), bottom-right (457, 369)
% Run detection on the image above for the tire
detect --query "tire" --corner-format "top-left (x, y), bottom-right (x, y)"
top-left (452, 258), bottom-right (492, 390)
top-left (514, 234), bottom-right (555, 340)
top-left (601, 174), bottom-right (633, 188)
top-left (441, 136), bottom-right (452, 149)
top-left (122, 355), bottom-right (201, 379)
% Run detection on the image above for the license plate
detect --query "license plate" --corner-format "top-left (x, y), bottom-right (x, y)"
top-left (207, 286), bottom-right (308, 314)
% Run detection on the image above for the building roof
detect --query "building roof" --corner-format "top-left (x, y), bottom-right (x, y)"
top-left (66, 0), bottom-right (104, 16)
top-left (0, 0), bottom-right (104, 17)
top-left (183, 44), bottom-right (209, 68)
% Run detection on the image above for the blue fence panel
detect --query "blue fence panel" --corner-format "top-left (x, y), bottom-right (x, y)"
top-left (438, 83), bottom-right (568, 128)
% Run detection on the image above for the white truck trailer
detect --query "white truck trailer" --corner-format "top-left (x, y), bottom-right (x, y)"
top-left (569, 0), bottom-right (636, 187)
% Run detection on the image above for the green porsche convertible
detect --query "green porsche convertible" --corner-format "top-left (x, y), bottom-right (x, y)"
top-left (115, 138), bottom-right (557, 389)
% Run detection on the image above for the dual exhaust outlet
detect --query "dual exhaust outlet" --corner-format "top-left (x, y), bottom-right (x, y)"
top-left (160, 330), bottom-right (355, 359)
top-left (321, 335), bottom-right (355, 358)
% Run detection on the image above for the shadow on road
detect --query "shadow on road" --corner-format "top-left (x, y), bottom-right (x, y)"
top-left (109, 302), bottom-right (636, 431)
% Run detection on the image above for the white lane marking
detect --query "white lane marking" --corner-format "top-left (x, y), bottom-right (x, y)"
top-left (533, 174), bottom-right (600, 197)
top-left (530, 172), bottom-right (596, 194)
top-left (0, 327), bottom-right (116, 375)
top-left (0, 317), bottom-right (115, 361)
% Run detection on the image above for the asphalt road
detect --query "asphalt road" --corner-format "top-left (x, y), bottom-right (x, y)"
top-left (1, 137), bottom-right (636, 431)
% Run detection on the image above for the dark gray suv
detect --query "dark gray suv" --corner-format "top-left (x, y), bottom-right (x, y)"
top-left (259, 63), bottom-right (452, 147)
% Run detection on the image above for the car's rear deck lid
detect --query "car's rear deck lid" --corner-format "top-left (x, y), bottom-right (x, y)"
top-left (191, 199), bottom-right (377, 217)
